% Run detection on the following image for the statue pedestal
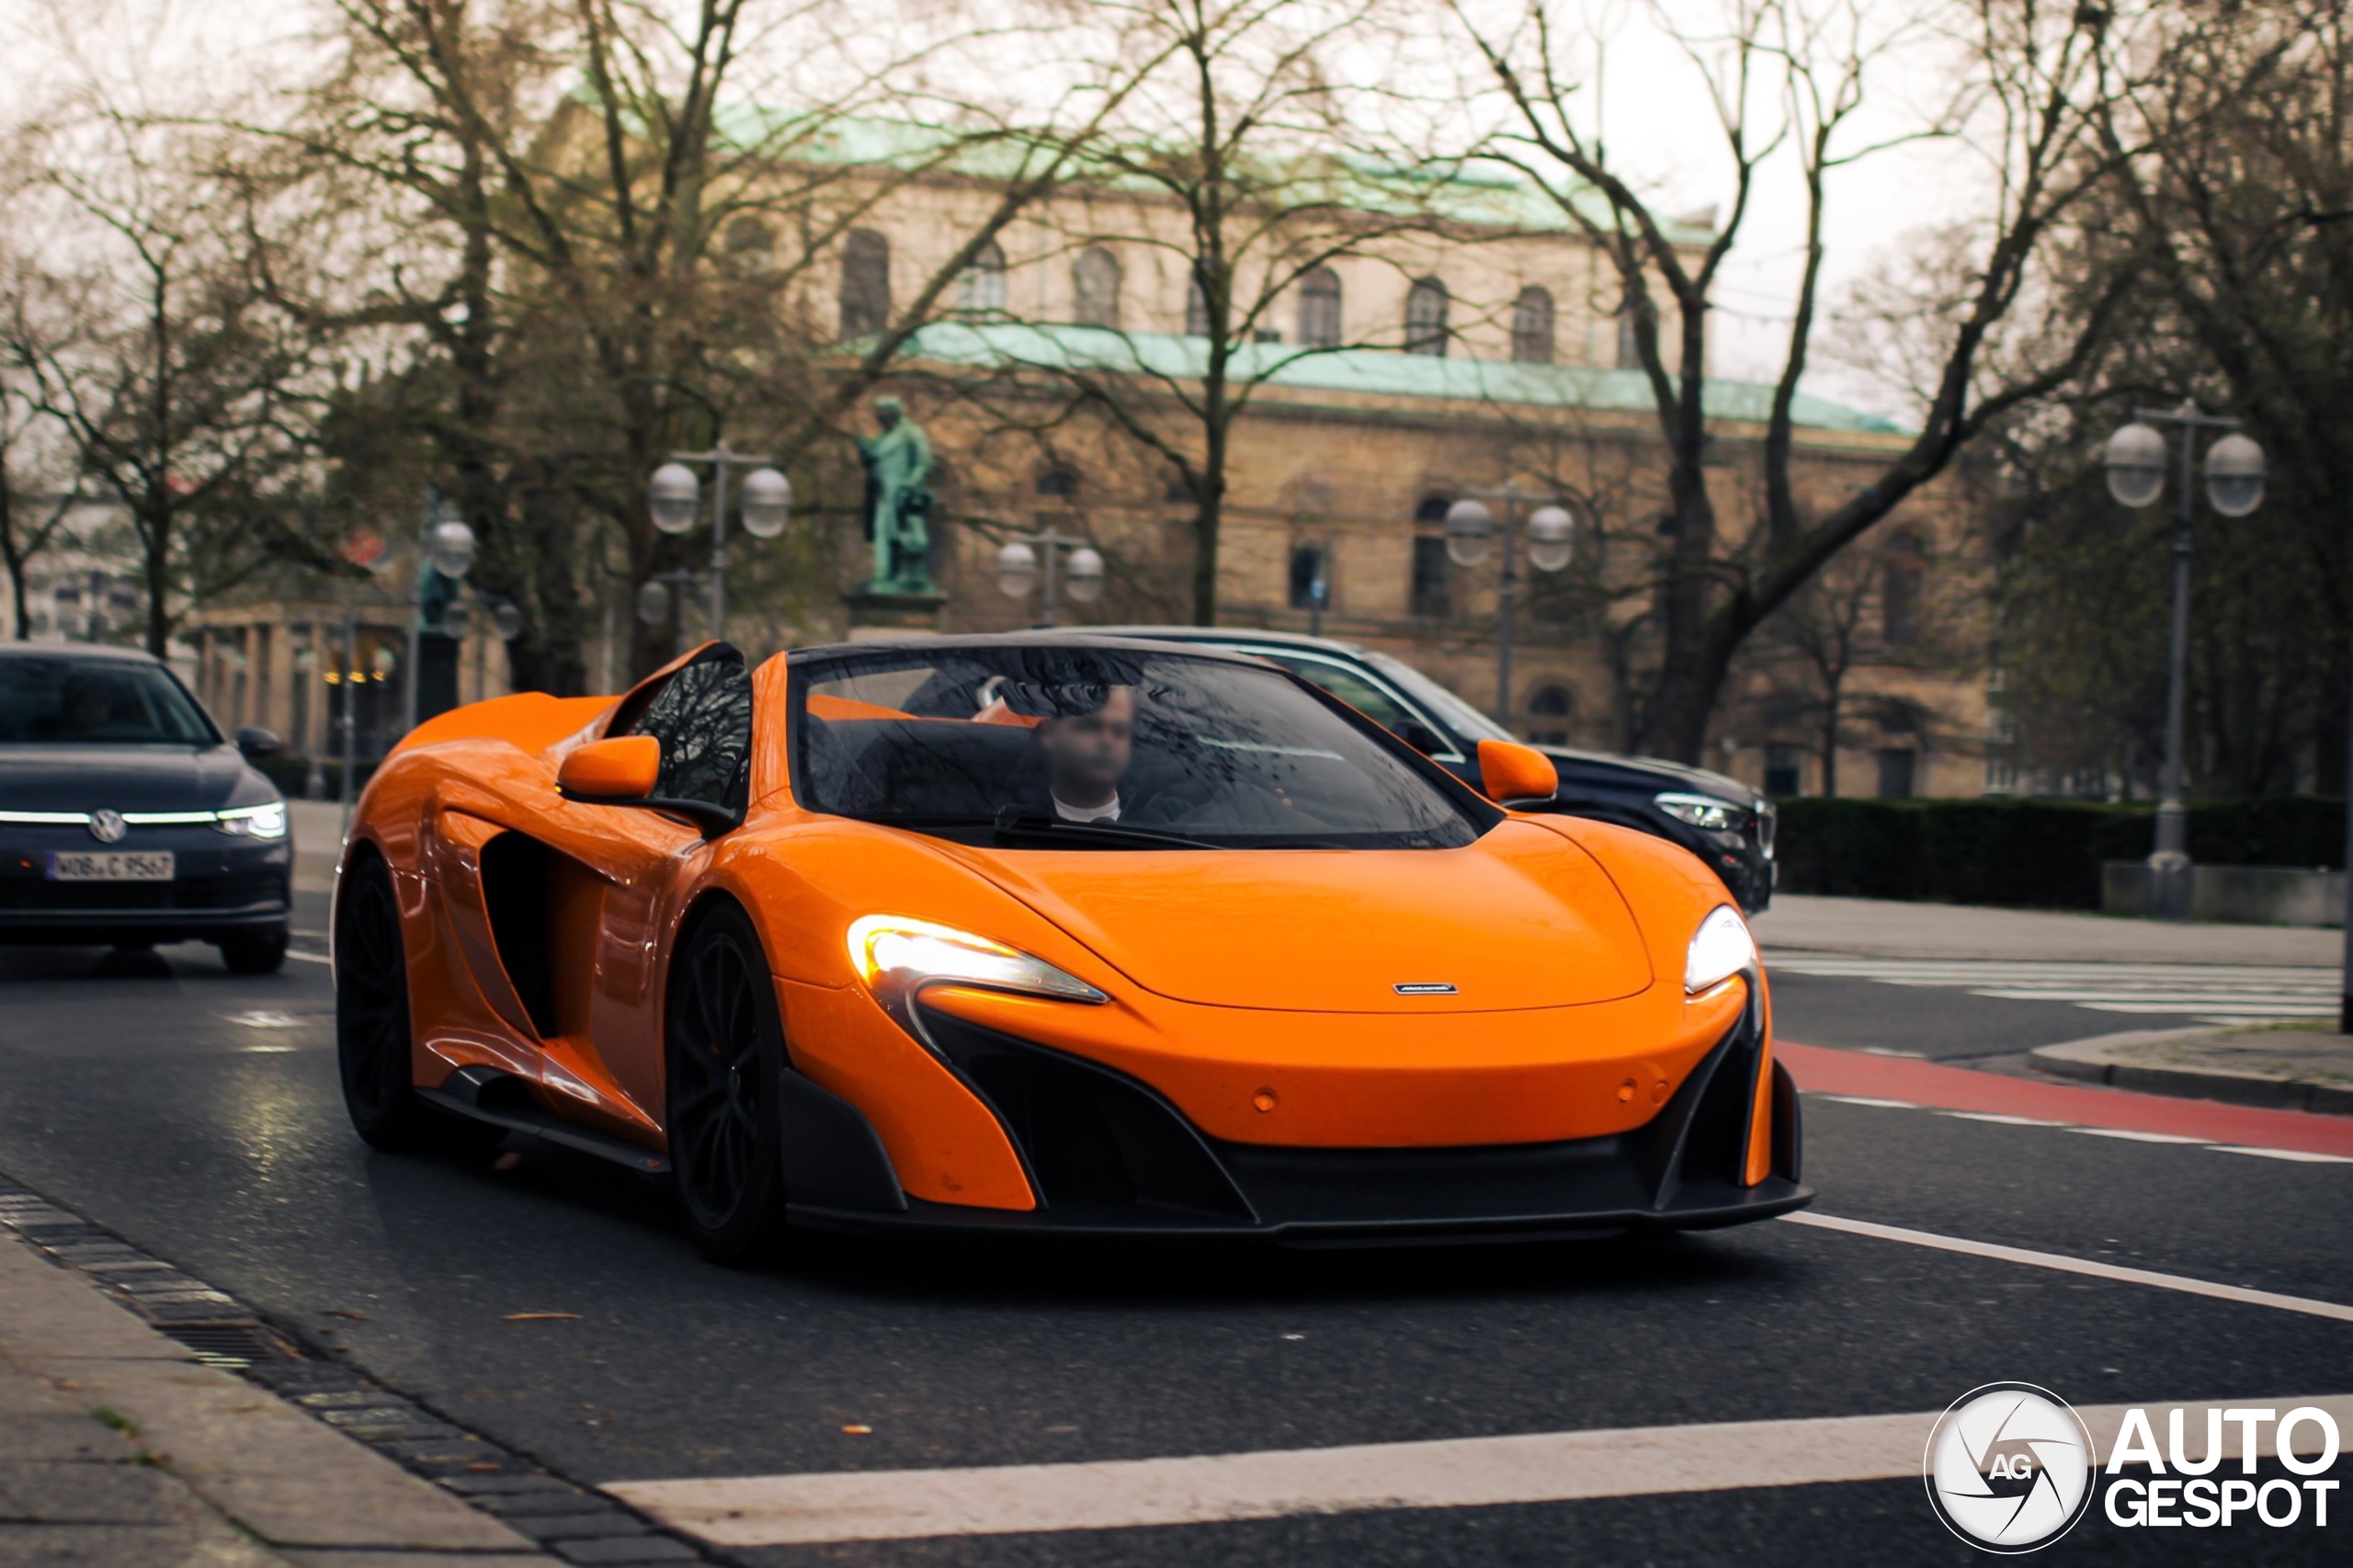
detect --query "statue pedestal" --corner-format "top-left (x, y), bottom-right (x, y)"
top-left (843, 587), bottom-right (947, 641)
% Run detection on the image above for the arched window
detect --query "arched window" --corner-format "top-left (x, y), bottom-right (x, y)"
top-left (1036, 468), bottom-right (1079, 499)
top-left (1525, 683), bottom-right (1574, 744)
top-left (1615, 298), bottom-right (1646, 369)
top-left (1073, 246), bottom-right (1122, 328)
top-left (957, 239), bottom-right (1006, 315)
top-left (1186, 270), bottom-right (1211, 337)
top-left (1511, 285), bottom-right (1555, 365)
top-left (1297, 266), bottom-right (1342, 348)
top-left (1288, 545), bottom-right (1327, 609)
top-left (724, 216), bottom-right (774, 259)
top-left (1410, 494), bottom-right (1453, 618)
top-left (1881, 528), bottom-right (1927, 647)
top-left (839, 229), bottom-right (892, 339)
top-left (1404, 277), bottom-right (1449, 357)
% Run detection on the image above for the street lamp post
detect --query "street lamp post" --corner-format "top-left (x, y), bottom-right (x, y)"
top-left (648, 444), bottom-right (791, 643)
top-left (1443, 484), bottom-right (1576, 730)
top-left (994, 528), bottom-right (1106, 626)
top-left (2103, 402), bottom-right (2267, 921)
top-left (404, 494), bottom-right (476, 730)
top-left (634, 570), bottom-right (704, 662)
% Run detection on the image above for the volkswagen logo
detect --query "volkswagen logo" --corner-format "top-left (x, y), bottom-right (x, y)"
top-left (87, 810), bottom-right (128, 845)
top-left (1924, 1382), bottom-right (2097, 1553)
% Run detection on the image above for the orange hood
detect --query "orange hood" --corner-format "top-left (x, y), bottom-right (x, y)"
top-left (943, 820), bottom-right (1654, 1013)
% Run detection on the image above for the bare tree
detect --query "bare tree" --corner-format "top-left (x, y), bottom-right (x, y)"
top-left (946, 0), bottom-right (1438, 624)
top-left (1449, 0), bottom-right (2148, 762)
top-left (6, 114), bottom-right (317, 656)
top-left (248, 0), bottom-right (1140, 684)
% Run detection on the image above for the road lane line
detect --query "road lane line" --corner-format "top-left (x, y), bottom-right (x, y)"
top-left (2207, 1145), bottom-right (2353, 1165)
top-left (286, 950), bottom-right (331, 965)
top-left (607, 1394), bottom-right (2353, 1547)
top-left (1782, 1211), bottom-right (2353, 1323)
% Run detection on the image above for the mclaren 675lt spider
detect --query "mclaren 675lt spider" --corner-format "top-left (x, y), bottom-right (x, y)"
top-left (333, 634), bottom-right (1809, 1261)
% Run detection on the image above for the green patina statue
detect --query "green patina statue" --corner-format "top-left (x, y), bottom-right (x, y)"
top-left (855, 396), bottom-right (937, 595)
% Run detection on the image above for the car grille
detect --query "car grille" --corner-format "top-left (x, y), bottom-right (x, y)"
top-left (0, 869), bottom-right (285, 913)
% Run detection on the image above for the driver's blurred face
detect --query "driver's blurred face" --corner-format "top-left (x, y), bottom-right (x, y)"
top-left (61, 683), bottom-right (111, 734)
top-left (1039, 687), bottom-right (1134, 806)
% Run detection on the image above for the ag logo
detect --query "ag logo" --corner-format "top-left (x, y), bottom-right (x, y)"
top-left (87, 810), bottom-right (128, 845)
top-left (1925, 1382), bottom-right (2097, 1553)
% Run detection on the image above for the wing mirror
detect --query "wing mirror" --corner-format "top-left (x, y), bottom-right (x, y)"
top-left (1475, 739), bottom-right (1559, 804)
top-left (556, 736), bottom-right (740, 835)
top-left (559, 736), bottom-right (662, 798)
top-left (235, 726), bottom-right (283, 759)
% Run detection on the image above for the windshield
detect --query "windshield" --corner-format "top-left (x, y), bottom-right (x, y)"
top-left (0, 656), bottom-right (218, 746)
top-left (1360, 651), bottom-right (1516, 744)
top-left (794, 645), bottom-right (1492, 849)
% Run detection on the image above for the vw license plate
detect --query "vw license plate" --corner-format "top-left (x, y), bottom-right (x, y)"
top-left (46, 850), bottom-right (174, 881)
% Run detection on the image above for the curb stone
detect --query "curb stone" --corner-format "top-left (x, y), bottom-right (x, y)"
top-left (2029, 1028), bottom-right (2353, 1117)
top-left (0, 1171), bottom-right (733, 1567)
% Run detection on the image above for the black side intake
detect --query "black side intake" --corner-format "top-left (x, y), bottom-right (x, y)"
top-left (915, 1008), bottom-right (1256, 1221)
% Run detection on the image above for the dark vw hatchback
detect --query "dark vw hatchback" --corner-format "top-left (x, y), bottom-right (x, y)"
top-left (0, 644), bottom-right (291, 971)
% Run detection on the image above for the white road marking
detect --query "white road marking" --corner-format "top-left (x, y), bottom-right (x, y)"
top-left (1768, 956), bottom-right (2334, 1024)
top-left (1815, 1095), bottom-right (1919, 1109)
top-left (2207, 1145), bottom-right (2353, 1165)
top-left (608, 1395), bottom-right (2353, 1547)
top-left (1783, 1211), bottom-right (2353, 1323)
top-left (1936, 1111), bottom-right (2068, 1127)
top-left (285, 949), bottom-right (332, 965)
top-left (2069, 1127), bottom-right (2208, 1144)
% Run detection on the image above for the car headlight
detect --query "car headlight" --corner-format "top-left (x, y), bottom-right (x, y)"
top-left (847, 915), bottom-right (1107, 1006)
top-left (1685, 904), bottom-right (1756, 995)
top-left (214, 802), bottom-right (288, 839)
top-left (1654, 792), bottom-right (1741, 832)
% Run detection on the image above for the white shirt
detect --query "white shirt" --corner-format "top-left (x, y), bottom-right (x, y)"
top-left (1051, 791), bottom-right (1121, 824)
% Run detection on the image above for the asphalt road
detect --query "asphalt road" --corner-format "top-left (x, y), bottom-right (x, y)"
top-left (0, 923), bottom-right (2346, 1565)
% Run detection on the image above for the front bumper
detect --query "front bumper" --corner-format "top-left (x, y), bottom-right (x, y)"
top-left (782, 1000), bottom-right (1809, 1244)
top-left (0, 825), bottom-right (290, 943)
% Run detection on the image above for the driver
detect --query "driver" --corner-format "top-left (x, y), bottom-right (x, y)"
top-left (1034, 686), bottom-right (1133, 823)
top-left (55, 676), bottom-right (117, 738)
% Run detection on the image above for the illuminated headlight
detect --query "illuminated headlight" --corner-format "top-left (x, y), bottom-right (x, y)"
top-left (1654, 792), bottom-right (1740, 832)
top-left (214, 802), bottom-right (288, 839)
top-left (1684, 904), bottom-right (1756, 995)
top-left (847, 915), bottom-right (1107, 1006)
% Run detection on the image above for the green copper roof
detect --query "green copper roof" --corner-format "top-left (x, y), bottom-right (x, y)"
top-left (885, 321), bottom-right (1904, 435)
top-left (716, 113), bottom-right (1709, 244)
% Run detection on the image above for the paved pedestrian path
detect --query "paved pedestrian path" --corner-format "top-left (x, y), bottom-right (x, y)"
top-left (0, 1222), bottom-right (550, 1568)
top-left (2033, 1025), bottom-right (2353, 1115)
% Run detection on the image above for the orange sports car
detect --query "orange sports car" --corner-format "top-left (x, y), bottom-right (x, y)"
top-left (333, 634), bottom-right (1807, 1261)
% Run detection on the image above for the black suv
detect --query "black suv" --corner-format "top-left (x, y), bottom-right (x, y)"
top-left (1095, 628), bottom-right (1775, 912)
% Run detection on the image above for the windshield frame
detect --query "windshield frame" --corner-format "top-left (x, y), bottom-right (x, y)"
top-left (1358, 650), bottom-right (1518, 745)
top-left (785, 640), bottom-right (1503, 850)
top-left (0, 653), bottom-right (224, 748)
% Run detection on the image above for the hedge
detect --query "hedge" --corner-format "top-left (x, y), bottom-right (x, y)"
top-left (1774, 796), bottom-right (2348, 909)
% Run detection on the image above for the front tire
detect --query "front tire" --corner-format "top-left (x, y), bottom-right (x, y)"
top-left (335, 855), bottom-right (430, 1149)
top-left (218, 926), bottom-right (290, 975)
top-left (666, 904), bottom-right (790, 1266)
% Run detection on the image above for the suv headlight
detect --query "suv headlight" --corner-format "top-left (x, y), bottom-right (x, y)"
top-left (213, 802), bottom-right (288, 839)
top-left (847, 915), bottom-right (1107, 1007)
top-left (1685, 904), bottom-right (1756, 995)
top-left (1654, 792), bottom-right (1741, 832)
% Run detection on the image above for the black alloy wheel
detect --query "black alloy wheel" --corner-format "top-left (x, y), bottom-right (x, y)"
top-left (335, 854), bottom-right (431, 1148)
top-left (666, 904), bottom-right (790, 1265)
top-left (218, 926), bottom-right (290, 975)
